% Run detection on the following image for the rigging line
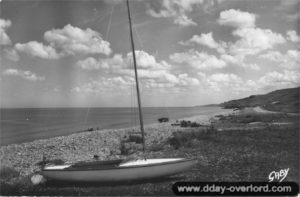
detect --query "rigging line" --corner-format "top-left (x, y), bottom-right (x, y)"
top-left (105, 5), bottom-right (114, 41)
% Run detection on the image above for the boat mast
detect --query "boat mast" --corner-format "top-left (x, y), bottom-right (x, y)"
top-left (126, 0), bottom-right (146, 152)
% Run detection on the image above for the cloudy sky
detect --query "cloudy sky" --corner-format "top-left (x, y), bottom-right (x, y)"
top-left (1, 0), bottom-right (299, 107)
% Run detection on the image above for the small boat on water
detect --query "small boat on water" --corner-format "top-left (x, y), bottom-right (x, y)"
top-left (40, 0), bottom-right (196, 182)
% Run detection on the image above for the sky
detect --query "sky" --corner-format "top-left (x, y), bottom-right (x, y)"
top-left (0, 0), bottom-right (299, 108)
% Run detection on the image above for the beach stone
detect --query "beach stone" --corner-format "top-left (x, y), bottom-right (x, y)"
top-left (31, 174), bottom-right (46, 185)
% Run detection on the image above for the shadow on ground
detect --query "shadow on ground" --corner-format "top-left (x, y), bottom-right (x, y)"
top-left (45, 175), bottom-right (186, 187)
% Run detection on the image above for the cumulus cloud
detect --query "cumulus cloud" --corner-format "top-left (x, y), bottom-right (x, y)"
top-left (195, 70), bottom-right (300, 94)
top-left (178, 9), bottom-right (286, 72)
top-left (15, 24), bottom-right (111, 59)
top-left (135, 69), bottom-right (178, 83)
top-left (143, 72), bottom-right (200, 89)
top-left (126, 50), bottom-right (171, 70)
top-left (220, 54), bottom-right (260, 70)
top-left (218, 9), bottom-right (256, 28)
top-left (177, 73), bottom-right (200, 86)
top-left (259, 50), bottom-right (300, 69)
top-left (15, 41), bottom-right (60, 59)
top-left (44, 24), bottom-right (111, 56)
top-left (208, 73), bottom-right (242, 85)
top-left (0, 19), bottom-right (12, 45)
top-left (229, 27), bottom-right (286, 56)
top-left (0, 19), bottom-right (21, 61)
top-left (76, 50), bottom-right (198, 89)
top-left (147, 0), bottom-right (203, 26)
top-left (76, 57), bottom-right (104, 70)
top-left (119, 66), bottom-right (200, 88)
top-left (174, 15), bottom-right (197, 26)
top-left (148, 0), bottom-right (203, 17)
top-left (77, 50), bottom-right (170, 71)
top-left (76, 56), bottom-right (118, 70)
top-left (286, 30), bottom-right (300, 42)
top-left (170, 49), bottom-right (227, 70)
top-left (220, 54), bottom-right (240, 64)
top-left (247, 63), bottom-right (260, 71)
top-left (257, 70), bottom-right (300, 89)
top-left (196, 72), bottom-right (257, 92)
top-left (180, 32), bottom-right (226, 53)
top-left (75, 50), bottom-right (202, 92)
top-left (2, 68), bottom-right (45, 81)
top-left (71, 76), bottom-right (134, 94)
top-left (217, 9), bottom-right (286, 57)
top-left (72, 70), bottom-right (201, 94)
top-left (4, 48), bottom-right (20, 61)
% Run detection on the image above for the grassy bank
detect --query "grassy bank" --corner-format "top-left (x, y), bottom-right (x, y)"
top-left (1, 110), bottom-right (299, 196)
top-left (221, 87), bottom-right (300, 113)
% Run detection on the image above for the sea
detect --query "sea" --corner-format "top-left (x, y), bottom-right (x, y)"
top-left (0, 106), bottom-right (229, 146)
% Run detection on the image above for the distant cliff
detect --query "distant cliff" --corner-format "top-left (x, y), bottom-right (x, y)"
top-left (220, 87), bottom-right (300, 113)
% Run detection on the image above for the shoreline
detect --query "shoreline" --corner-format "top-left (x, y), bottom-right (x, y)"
top-left (1, 106), bottom-right (299, 196)
top-left (0, 109), bottom-right (233, 176)
top-left (0, 123), bottom-right (161, 176)
top-left (0, 106), bottom-right (230, 146)
top-left (179, 108), bottom-right (233, 124)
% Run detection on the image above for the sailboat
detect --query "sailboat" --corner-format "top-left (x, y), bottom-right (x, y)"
top-left (40, 0), bottom-right (196, 182)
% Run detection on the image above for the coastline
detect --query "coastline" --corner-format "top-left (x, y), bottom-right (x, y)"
top-left (0, 123), bottom-right (161, 176)
top-left (0, 108), bottom-right (233, 177)
top-left (0, 106), bottom-right (229, 146)
top-left (179, 108), bottom-right (233, 124)
top-left (1, 106), bottom-right (299, 196)
top-left (2, 105), bottom-right (294, 177)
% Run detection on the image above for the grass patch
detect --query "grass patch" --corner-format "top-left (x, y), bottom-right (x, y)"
top-left (0, 165), bottom-right (20, 180)
top-left (167, 127), bottom-right (217, 149)
top-left (0, 164), bottom-right (39, 196)
top-left (148, 143), bottom-right (165, 152)
top-left (219, 112), bottom-right (298, 124)
top-left (126, 134), bottom-right (143, 144)
top-left (178, 120), bottom-right (202, 127)
top-left (119, 133), bottom-right (144, 155)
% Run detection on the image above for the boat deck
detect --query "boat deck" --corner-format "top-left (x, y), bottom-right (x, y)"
top-left (68, 159), bottom-right (124, 170)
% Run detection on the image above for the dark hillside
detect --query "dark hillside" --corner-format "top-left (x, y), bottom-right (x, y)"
top-left (220, 87), bottom-right (300, 113)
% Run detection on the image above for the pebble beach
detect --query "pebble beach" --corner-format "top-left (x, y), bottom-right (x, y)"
top-left (0, 111), bottom-right (227, 177)
top-left (0, 108), bottom-right (234, 176)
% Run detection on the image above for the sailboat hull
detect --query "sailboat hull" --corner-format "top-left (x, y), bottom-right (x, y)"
top-left (41, 158), bottom-right (196, 182)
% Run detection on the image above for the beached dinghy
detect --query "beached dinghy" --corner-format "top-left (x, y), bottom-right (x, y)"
top-left (40, 0), bottom-right (196, 182)
top-left (41, 158), bottom-right (196, 182)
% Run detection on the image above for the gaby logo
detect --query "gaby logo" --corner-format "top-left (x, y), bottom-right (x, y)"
top-left (268, 168), bottom-right (289, 182)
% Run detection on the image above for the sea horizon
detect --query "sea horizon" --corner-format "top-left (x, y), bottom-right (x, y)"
top-left (0, 104), bottom-right (219, 109)
top-left (0, 106), bottom-right (229, 146)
